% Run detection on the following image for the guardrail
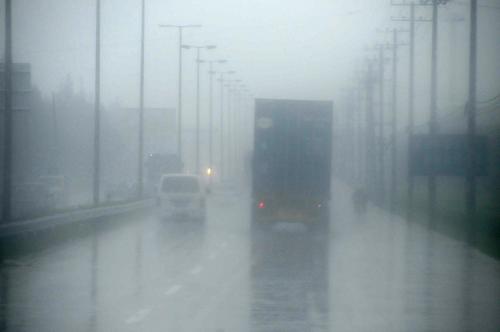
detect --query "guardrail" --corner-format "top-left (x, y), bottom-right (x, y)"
top-left (0, 199), bottom-right (153, 239)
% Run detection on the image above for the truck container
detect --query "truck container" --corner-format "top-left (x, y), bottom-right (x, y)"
top-left (252, 98), bottom-right (333, 228)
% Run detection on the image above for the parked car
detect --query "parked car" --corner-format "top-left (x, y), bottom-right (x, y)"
top-left (157, 174), bottom-right (206, 221)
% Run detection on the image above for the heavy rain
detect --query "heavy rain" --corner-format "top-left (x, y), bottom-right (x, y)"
top-left (1, 0), bottom-right (499, 331)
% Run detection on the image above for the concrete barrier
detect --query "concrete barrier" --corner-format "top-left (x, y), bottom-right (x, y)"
top-left (0, 200), bottom-right (153, 238)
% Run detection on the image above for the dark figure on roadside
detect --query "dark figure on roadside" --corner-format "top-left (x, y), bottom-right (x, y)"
top-left (352, 188), bottom-right (367, 214)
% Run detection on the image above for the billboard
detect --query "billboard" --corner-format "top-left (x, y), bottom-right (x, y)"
top-left (409, 134), bottom-right (488, 176)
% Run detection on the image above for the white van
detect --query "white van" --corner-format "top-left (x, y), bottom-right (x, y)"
top-left (157, 174), bottom-right (206, 221)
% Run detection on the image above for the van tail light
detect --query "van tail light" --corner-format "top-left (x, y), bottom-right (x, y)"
top-left (258, 201), bottom-right (265, 209)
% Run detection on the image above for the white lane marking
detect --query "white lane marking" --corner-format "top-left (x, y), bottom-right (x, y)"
top-left (164, 284), bottom-right (182, 296)
top-left (208, 253), bottom-right (217, 260)
top-left (190, 265), bottom-right (203, 275)
top-left (125, 308), bottom-right (151, 325)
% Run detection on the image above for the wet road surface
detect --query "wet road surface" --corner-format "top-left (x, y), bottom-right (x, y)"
top-left (1, 181), bottom-right (499, 331)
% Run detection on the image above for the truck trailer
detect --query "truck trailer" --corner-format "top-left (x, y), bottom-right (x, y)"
top-left (251, 98), bottom-right (333, 229)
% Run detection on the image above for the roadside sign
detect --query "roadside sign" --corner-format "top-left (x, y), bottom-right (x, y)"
top-left (409, 134), bottom-right (488, 176)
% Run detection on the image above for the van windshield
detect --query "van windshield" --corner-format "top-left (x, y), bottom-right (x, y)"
top-left (162, 177), bottom-right (199, 193)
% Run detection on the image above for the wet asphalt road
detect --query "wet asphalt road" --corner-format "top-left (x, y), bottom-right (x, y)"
top-left (1, 181), bottom-right (499, 332)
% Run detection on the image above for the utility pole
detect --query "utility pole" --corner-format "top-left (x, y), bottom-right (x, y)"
top-left (93, 0), bottom-right (101, 206)
top-left (409, 0), bottom-right (450, 226)
top-left (376, 28), bottom-right (407, 214)
top-left (137, 0), bottom-right (145, 198)
top-left (466, 0), bottom-right (477, 245)
top-left (2, 0), bottom-right (13, 222)
top-left (376, 27), bottom-right (407, 213)
top-left (391, 1), bottom-right (437, 221)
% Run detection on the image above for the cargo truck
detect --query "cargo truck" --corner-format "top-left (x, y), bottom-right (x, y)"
top-left (251, 98), bottom-right (333, 229)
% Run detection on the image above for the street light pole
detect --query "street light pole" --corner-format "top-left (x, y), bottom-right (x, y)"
top-left (225, 79), bottom-right (241, 180)
top-left (365, 61), bottom-right (376, 197)
top-left (182, 44), bottom-right (216, 174)
top-left (377, 45), bottom-right (386, 206)
top-left (209, 62), bottom-right (214, 177)
top-left (206, 60), bottom-right (227, 181)
top-left (196, 48), bottom-right (201, 174)
top-left (234, 85), bottom-right (246, 180)
top-left (217, 70), bottom-right (235, 183)
top-left (93, 0), bottom-right (101, 206)
top-left (219, 73), bottom-right (225, 181)
top-left (225, 82), bottom-right (232, 180)
top-left (137, 0), bottom-right (145, 198)
top-left (159, 24), bottom-right (201, 168)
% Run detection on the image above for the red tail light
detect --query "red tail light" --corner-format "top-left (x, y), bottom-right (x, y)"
top-left (258, 201), bottom-right (265, 209)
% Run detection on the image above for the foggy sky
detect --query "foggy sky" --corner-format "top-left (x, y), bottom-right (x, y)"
top-left (1, 0), bottom-right (499, 130)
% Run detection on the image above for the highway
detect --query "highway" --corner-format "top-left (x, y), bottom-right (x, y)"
top-left (1, 181), bottom-right (499, 332)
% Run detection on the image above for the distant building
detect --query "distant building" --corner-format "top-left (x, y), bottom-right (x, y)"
top-left (0, 62), bottom-right (32, 111)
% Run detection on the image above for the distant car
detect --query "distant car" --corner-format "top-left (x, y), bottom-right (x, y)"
top-left (157, 174), bottom-right (206, 221)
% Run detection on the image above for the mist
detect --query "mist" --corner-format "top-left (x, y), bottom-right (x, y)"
top-left (1, 1), bottom-right (500, 331)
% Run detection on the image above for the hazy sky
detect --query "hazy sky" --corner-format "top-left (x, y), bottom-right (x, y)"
top-left (2, 0), bottom-right (500, 129)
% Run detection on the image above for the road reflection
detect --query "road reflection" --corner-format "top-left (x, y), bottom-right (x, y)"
top-left (0, 262), bottom-right (9, 331)
top-left (250, 225), bottom-right (329, 332)
top-left (402, 215), bottom-right (483, 332)
top-left (88, 223), bottom-right (99, 332)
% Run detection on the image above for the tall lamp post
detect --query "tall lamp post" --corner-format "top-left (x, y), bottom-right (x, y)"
top-left (233, 84), bottom-right (246, 179)
top-left (217, 70), bottom-right (236, 182)
top-left (182, 44), bottom-right (216, 174)
top-left (159, 24), bottom-right (201, 167)
top-left (225, 79), bottom-right (242, 180)
top-left (93, 0), bottom-right (101, 206)
top-left (204, 59), bottom-right (227, 182)
top-left (137, 0), bottom-right (145, 198)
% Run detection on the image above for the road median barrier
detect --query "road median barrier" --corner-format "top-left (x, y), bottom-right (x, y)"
top-left (0, 199), bottom-right (153, 239)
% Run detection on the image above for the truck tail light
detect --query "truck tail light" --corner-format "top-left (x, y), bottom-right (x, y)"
top-left (258, 201), bottom-right (265, 209)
